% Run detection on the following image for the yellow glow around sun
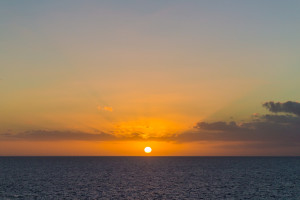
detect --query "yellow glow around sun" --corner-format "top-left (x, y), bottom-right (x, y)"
top-left (144, 147), bottom-right (152, 153)
top-left (113, 118), bottom-right (185, 139)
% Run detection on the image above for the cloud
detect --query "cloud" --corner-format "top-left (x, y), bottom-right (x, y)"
top-left (0, 130), bottom-right (170, 142)
top-left (172, 101), bottom-right (300, 148)
top-left (263, 101), bottom-right (300, 116)
top-left (1, 130), bottom-right (117, 141)
top-left (195, 121), bottom-right (242, 131)
top-left (176, 118), bottom-right (300, 143)
top-left (2, 101), bottom-right (300, 151)
top-left (97, 106), bottom-right (113, 112)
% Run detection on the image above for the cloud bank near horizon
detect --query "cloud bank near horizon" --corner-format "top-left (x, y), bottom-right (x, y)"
top-left (2, 101), bottom-right (300, 148)
top-left (176, 101), bottom-right (300, 145)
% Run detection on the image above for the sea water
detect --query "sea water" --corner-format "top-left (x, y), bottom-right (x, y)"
top-left (0, 157), bottom-right (300, 199)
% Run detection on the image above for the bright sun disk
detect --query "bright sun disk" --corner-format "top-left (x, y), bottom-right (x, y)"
top-left (144, 147), bottom-right (152, 153)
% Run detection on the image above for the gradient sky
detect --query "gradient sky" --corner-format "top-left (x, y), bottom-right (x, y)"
top-left (1, 1), bottom-right (300, 155)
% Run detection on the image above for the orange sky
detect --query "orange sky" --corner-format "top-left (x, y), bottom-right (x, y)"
top-left (1, 1), bottom-right (300, 155)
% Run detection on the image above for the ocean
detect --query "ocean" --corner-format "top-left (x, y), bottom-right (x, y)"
top-left (0, 157), bottom-right (299, 199)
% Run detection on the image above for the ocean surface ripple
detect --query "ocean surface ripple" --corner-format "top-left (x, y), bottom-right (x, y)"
top-left (0, 157), bottom-right (300, 199)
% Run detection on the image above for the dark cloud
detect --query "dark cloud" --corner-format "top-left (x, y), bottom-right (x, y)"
top-left (263, 101), bottom-right (300, 116)
top-left (262, 114), bottom-right (300, 124)
top-left (177, 117), bottom-right (300, 143)
top-left (195, 121), bottom-right (241, 131)
top-left (170, 101), bottom-right (300, 149)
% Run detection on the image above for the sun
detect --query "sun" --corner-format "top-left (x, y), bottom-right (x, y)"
top-left (144, 147), bottom-right (152, 153)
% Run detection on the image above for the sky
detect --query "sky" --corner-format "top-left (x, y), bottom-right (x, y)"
top-left (1, 0), bottom-right (300, 156)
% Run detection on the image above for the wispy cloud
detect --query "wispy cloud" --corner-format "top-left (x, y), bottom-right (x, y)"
top-left (1, 130), bottom-right (116, 141)
top-left (97, 106), bottom-right (113, 112)
top-left (0, 130), bottom-right (170, 142)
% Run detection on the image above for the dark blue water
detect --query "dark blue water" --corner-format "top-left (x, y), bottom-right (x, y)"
top-left (0, 157), bottom-right (300, 199)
